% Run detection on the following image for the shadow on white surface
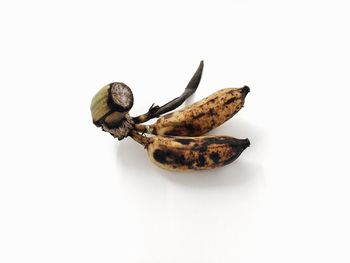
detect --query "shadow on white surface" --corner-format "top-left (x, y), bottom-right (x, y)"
top-left (116, 119), bottom-right (265, 189)
top-left (159, 161), bottom-right (263, 190)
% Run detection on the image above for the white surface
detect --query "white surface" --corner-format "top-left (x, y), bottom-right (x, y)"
top-left (0, 0), bottom-right (349, 262)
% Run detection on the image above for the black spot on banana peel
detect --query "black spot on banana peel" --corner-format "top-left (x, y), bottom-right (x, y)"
top-left (145, 134), bottom-right (250, 171)
top-left (147, 86), bottom-right (250, 136)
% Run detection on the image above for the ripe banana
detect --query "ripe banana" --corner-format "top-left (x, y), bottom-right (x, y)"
top-left (140, 133), bottom-right (250, 171)
top-left (142, 86), bottom-right (249, 137)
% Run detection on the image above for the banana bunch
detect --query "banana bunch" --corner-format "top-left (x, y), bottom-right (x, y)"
top-left (90, 61), bottom-right (250, 171)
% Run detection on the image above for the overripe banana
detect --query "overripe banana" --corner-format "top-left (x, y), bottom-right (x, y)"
top-left (131, 131), bottom-right (250, 171)
top-left (137, 86), bottom-right (249, 137)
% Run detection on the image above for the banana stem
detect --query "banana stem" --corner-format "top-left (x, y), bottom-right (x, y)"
top-left (134, 124), bottom-right (149, 133)
top-left (132, 60), bottom-right (204, 124)
top-left (130, 130), bottom-right (150, 147)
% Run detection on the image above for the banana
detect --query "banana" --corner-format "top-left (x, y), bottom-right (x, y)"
top-left (144, 86), bottom-right (249, 137)
top-left (142, 134), bottom-right (250, 171)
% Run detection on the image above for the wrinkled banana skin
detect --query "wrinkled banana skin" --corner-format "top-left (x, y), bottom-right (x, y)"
top-left (150, 86), bottom-right (249, 136)
top-left (147, 135), bottom-right (250, 171)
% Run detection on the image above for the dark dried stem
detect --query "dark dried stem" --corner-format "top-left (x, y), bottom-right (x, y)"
top-left (132, 60), bottom-right (204, 124)
top-left (130, 130), bottom-right (150, 147)
top-left (134, 124), bottom-right (148, 133)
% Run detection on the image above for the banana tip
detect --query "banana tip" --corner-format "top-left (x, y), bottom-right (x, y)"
top-left (234, 138), bottom-right (250, 150)
top-left (244, 138), bottom-right (250, 148)
top-left (242, 86), bottom-right (250, 97)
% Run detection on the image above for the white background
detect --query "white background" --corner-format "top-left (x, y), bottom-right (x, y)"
top-left (0, 0), bottom-right (349, 262)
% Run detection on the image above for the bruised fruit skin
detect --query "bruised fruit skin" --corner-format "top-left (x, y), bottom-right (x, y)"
top-left (148, 86), bottom-right (250, 136)
top-left (146, 135), bottom-right (250, 171)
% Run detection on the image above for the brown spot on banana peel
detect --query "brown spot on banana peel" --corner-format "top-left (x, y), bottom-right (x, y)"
top-left (209, 152), bottom-right (221, 164)
top-left (149, 86), bottom-right (250, 137)
top-left (146, 135), bottom-right (250, 171)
